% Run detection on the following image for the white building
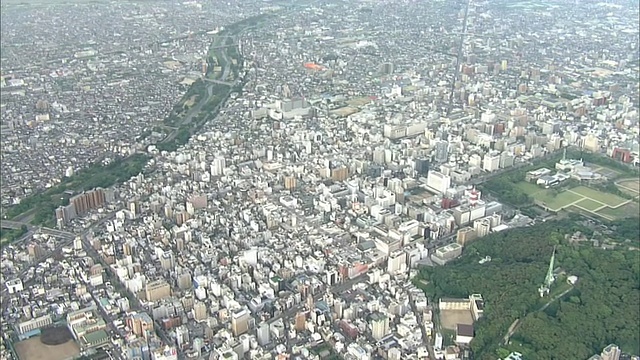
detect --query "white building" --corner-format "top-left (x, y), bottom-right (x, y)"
top-left (6, 278), bottom-right (23, 294)
top-left (483, 152), bottom-right (501, 172)
top-left (426, 171), bottom-right (451, 194)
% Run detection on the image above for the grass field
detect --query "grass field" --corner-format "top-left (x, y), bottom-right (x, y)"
top-left (575, 198), bottom-right (604, 211)
top-left (596, 202), bottom-right (640, 220)
top-left (515, 181), bottom-right (634, 220)
top-left (569, 186), bottom-right (627, 207)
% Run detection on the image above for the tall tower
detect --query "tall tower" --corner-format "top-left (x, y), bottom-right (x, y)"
top-left (538, 246), bottom-right (556, 297)
top-left (544, 246), bottom-right (556, 287)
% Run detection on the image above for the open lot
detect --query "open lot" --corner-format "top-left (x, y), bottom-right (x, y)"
top-left (589, 165), bottom-right (622, 180)
top-left (15, 337), bottom-right (80, 360)
top-left (440, 309), bottom-right (474, 330)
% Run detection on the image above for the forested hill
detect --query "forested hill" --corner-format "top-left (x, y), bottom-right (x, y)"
top-left (415, 220), bottom-right (640, 360)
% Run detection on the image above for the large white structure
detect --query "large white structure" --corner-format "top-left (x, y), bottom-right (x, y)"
top-left (482, 152), bottom-right (501, 172)
top-left (5, 278), bottom-right (23, 294)
top-left (426, 171), bottom-right (451, 194)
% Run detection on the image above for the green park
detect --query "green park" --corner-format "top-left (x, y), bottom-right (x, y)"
top-left (479, 150), bottom-right (640, 221)
top-left (414, 218), bottom-right (640, 360)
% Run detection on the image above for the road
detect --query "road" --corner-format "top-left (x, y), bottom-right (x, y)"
top-left (409, 292), bottom-right (435, 360)
top-left (447, 0), bottom-right (471, 116)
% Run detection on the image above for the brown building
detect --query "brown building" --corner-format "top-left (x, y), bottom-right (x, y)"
top-left (331, 167), bottom-right (349, 182)
top-left (456, 227), bottom-right (478, 246)
top-left (231, 309), bottom-right (251, 337)
top-left (126, 312), bottom-right (154, 339)
top-left (27, 243), bottom-right (44, 259)
top-left (294, 311), bottom-right (306, 332)
top-left (145, 280), bottom-right (171, 302)
top-left (193, 302), bottom-right (208, 321)
top-left (284, 175), bottom-right (297, 190)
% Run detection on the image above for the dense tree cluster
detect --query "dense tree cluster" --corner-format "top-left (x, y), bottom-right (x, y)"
top-left (4, 154), bottom-right (150, 225)
top-left (415, 219), bottom-right (639, 359)
top-left (0, 225), bottom-right (28, 244)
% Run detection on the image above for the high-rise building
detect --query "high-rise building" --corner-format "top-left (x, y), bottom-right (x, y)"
top-left (426, 171), bottom-right (451, 195)
top-left (257, 323), bottom-right (270, 346)
top-left (456, 227), bottom-right (478, 246)
top-left (414, 158), bottom-right (430, 176)
top-left (601, 344), bottom-right (621, 360)
top-left (284, 175), bottom-right (297, 189)
top-left (370, 312), bottom-right (389, 341)
top-left (387, 250), bottom-right (407, 274)
top-left (211, 156), bottom-right (226, 176)
top-left (434, 141), bottom-right (449, 163)
top-left (294, 311), bottom-right (306, 331)
top-left (483, 152), bottom-right (501, 172)
top-left (126, 312), bottom-right (154, 339)
top-left (193, 302), bottom-right (207, 321)
top-left (231, 309), bottom-right (251, 336)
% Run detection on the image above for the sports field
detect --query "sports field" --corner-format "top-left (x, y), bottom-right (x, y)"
top-left (516, 182), bottom-right (633, 220)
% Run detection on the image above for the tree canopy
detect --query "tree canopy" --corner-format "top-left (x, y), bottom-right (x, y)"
top-left (414, 219), bottom-right (640, 359)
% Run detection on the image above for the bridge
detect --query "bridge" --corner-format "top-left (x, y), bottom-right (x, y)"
top-left (0, 220), bottom-right (31, 230)
top-left (1, 220), bottom-right (75, 239)
top-left (203, 77), bottom-right (234, 87)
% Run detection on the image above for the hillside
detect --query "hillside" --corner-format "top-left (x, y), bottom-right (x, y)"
top-left (415, 220), bottom-right (640, 359)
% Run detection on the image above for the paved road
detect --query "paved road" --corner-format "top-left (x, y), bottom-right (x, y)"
top-left (409, 292), bottom-right (435, 360)
top-left (447, 0), bottom-right (471, 116)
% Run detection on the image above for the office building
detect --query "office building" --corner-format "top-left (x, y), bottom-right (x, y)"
top-left (145, 280), bottom-right (171, 302)
top-left (434, 141), bottom-right (449, 163)
top-left (426, 171), bottom-right (451, 194)
top-left (370, 312), bottom-right (389, 341)
top-left (231, 309), bottom-right (251, 336)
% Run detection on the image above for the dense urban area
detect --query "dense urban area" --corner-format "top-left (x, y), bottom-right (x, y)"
top-left (0, 0), bottom-right (639, 360)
